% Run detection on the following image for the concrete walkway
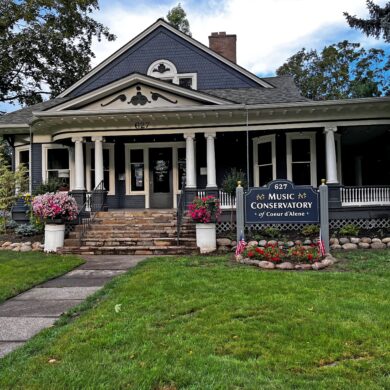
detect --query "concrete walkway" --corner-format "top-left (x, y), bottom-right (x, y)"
top-left (0, 255), bottom-right (148, 358)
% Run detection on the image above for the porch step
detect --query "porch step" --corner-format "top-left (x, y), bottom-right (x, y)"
top-left (62, 209), bottom-right (197, 255)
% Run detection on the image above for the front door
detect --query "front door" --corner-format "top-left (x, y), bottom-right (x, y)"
top-left (149, 148), bottom-right (173, 208)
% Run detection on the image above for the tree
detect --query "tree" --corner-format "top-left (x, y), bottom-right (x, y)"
top-left (344, 1), bottom-right (390, 43)
top-left (166, 3), bottom-right (191, 36)
top-left (0, 145), bottom-right (28, 232)
top-left (276, 41), bottom-right (388, 100)
top-left (0, 1), bottom-right (115, 107)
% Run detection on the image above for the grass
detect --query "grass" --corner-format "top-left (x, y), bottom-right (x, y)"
top-left (0, 251), bottom-right (389, 389)
top-left (0, 251), bottom-right (84, 304)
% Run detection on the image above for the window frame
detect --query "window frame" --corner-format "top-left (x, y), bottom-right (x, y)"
top-left (15, 145), bottom-right (31, 193)
top-left (286, 132), bottom-right (317, 187)
top-left (42, 144), bottom-right (71, 186)
top-left (253, 135), bottom-right (276, 187)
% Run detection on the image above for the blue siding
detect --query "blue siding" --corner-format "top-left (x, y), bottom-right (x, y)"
top-left (70, 27), bottom-right (259, 97)
top-left (31, 143), bottom-right (42, 191)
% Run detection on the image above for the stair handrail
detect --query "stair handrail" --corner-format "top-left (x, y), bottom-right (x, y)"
top-left (176, 176), bottom-right (187, 244)
top-left (76, 180), bottom-right (107, 244)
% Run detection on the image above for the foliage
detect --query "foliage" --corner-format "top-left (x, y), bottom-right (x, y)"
top-left (261, 226), bottom-right (281, 239)
top-left (339, 223), bottom-right (360, 237)
top-left (0, 252), bottom-right (84, 304)
top-left (344, 1), bottom-right (390, 43)
top-left (276, 40), bottom-right (389, 99)
top-left (0, 1), bottom-right (115, 107)
top-left (244, 242), bottom-right (321, 263)
top-left (301, 224), bottom-right (320, 237)
top-left (15, 223), bottom-right (41, 237)
top-left (32, 192), bottom-right (78, 222)
top-left (221, 168), bottom-right (247, 195)
top-left (166, 3), bottom-right (191, 36)
top-left (188, 195), bottom-right (221, 223)
top-left (0, 145), bottom-right (28, 232)
top-left (32, 178), bottom-right (62, 196)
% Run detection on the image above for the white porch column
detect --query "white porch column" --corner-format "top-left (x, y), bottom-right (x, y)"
top-left (184, 133), bottom-right (196, 188)
top-left (72, 137), bottom-right (85, 190)
top-left (324, 126), bottom-right (338, 184)
top-left (205, 132), bottom-right (217, 188)
top-left (92, 136), bottom-right (104, 189)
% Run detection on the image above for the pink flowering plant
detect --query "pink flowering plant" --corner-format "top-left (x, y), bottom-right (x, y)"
top-left (32, 192), bottom-right (78, 222)
top-left (188, 195), bottom-right (221, 223)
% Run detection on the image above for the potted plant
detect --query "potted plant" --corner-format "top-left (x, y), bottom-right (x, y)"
top-left (32, 192), bottom-right (78, 252)
top-left (188, 195), bottom-right (221, 253)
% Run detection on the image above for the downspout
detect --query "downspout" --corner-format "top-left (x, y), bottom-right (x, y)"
top-left (29, 125), bottom-right (33, 194)
top-left (245, 107), bottom-right (250, 189)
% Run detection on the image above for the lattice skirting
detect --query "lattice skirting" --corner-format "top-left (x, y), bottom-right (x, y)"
top-left (216, 218), bottom-right (390, 234)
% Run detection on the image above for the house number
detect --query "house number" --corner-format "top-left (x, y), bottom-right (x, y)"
top-left (134, 121), bottom-right (149, 129)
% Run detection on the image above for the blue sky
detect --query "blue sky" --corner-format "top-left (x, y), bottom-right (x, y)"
top-left (1, 0), bottom-right (389, 114)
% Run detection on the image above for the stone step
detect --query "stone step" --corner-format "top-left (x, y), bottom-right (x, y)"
top-left (81, 237), bottom-right (196, 246)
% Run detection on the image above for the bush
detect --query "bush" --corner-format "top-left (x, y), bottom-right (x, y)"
top-left (339, 224), bottom-right (360, 237)
top-left (301, 225), bottom-right (320, 237)
top-left (32, 179), bottom-right (62, 196)
top-left (15, 223), bottom-right (41, 237)
top-left (261, 227), bottom-right (281, 239)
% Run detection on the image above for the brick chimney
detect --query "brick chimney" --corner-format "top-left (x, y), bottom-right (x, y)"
top-left (208, 32), bottom-right (237, 63)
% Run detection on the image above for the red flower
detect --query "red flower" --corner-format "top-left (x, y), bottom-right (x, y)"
top-left (248, 251), bottom-right (255, 258)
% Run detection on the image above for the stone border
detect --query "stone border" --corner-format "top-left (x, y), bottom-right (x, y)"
top-left (0, 241), bottom-right (43, 252)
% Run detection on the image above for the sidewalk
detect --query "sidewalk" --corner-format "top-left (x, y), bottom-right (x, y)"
top-left (0, 255), bottom-right (148, 358)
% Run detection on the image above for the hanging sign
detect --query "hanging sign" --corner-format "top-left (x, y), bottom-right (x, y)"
top-left (245, 180), bottom-right (319, 224)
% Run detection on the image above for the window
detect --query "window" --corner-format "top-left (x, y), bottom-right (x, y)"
top-left (86, 143), bottom-right (115, 195)
top-left (15, 146), bottom-right (30, 192)
top-left (130, 149), bottom-right (145, 192)
top-left (46, 147), bottom-right (70, 187)
top-left (286, 132), bottom-right (317, 186)
top-left (147, 60), bottom-right (197, 89)
top-left (253, 135), bottom-right (276, 187)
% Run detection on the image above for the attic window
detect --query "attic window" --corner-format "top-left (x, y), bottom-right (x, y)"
top-left (147, 60), bottom-right (197, 89)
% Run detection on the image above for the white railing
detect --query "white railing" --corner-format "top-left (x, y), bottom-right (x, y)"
top-left (197, 190), bottom-right (236, 209)
top-left (341, 186), bottom-right (390, 207)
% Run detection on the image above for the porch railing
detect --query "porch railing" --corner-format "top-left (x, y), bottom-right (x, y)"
top-left (176, 177), bottom-right (187, 244)
top-left (197, 190), bottom-right (236, 209)
top-left (341, 186), bottom-right (390, 207)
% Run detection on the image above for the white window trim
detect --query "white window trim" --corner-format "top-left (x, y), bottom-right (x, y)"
top-left (147, 59), bottom-right (197, 89)
top-left (125, 142), bottom-right (186, 209)
top-left (253, 135), bottom-right (276, 187)
top-left (15, 145), bottom-right (31, 193)
top-left (85, 143), bottom-right (115, 195)
top-left (286, 132), bottom-right (317, 187)
top-left (42, 144), bottom-right (71, 185)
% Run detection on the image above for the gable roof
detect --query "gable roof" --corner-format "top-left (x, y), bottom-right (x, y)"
top-left (58, 19), bottom-right (274, 98)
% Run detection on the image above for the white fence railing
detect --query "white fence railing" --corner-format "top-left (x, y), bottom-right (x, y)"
top-left (341, 186), bottom-right (390, 207)
top-left (197, 190), bottom-right (236, 210)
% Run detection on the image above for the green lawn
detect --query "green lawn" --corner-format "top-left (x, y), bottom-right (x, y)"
top-left (0, 251), bottom-right (84, 304)
top-left (0, 251), bottom-right (389, 389)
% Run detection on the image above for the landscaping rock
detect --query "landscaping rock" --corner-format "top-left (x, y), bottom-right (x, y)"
top-left (276, 262), bottom-right (294, 270)
top-left (371, 238), bottom-right (381, 243)
top-left (371, 242), bottom-right (386, 249)
top-left (217, 238), bottom-right (231, 246)
top-left (1, 241), bottom-right (12, 248)
top-left (217, 245), bottom-right (230, 253)
top-left (339, 237), bottom-right (350, 245)
top-left (231, 241), bottom-right (237, 247)
top-left (10, 243), bottom-right (21, 248)
top-left (382, 237), bottom-right (390, 244)
top-left (286, 241), bottom-right (295, 247)
top-left (388, 242), bottom-right (390, 248)
top-left (358, 242), bottom-right (371, 249)
top-left (321, 259), bottom-right (334, 267)
top-left (303, 239), bottom-right (312, 245)
top-left (278, 241), bottom-right (285, 247)
top-left (235, 254), bottom-right (243, 262)
top-left (243, 259), bottom-right (260, 266)
top-left (247, 241), bottom-right (258, 248)
top-left (342, 243), bottom-right (358, 250)
top-left (268, 240), bottom-right (278, 246)
top-left (258, 240), bottom-right (267, 247)
top-left (295, 240), bottom-right (302, 246)
top-left (312, 262), bottom-right (326, 270)
top-left (32, 242), bottom-right (41, 250)
top-left (350, 237), bottom-right (360, 244)
top-left (258, 261), bottom-right (275, 269)
top-left (329, 238), bottom-right (339, 245)
top-left (12, 247), bottom-right (20, 252)
top-left (295, 264), bottom-right (312, 270)
top-left (360, 237), bottom-right (372, 244)
top-left (20, 245), bottom-right (32, 252)
top-left (330, 244), bottom-right (342, 250)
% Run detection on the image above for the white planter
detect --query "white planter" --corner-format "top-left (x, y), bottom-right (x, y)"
top-left (44, 224), bottom-right (65, 253)
top-left (196, 223), bottom-right (216, 254)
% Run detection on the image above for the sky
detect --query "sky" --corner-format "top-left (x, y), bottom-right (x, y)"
top-left (1, 0), bottom-right (389, 114)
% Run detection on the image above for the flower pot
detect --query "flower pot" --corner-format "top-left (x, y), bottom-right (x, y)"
top-left (196, 223), bottom-right (216, 254)
top-left (44, 223), bottom-right (65, 253)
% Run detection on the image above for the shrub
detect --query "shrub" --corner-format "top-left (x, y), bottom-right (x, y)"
top-left (301, 224), bottom-right (320, 237)
top-left (261, 227), bottom-right (281, 239)
top-left (15, 223), bottom-right (41, 237)
top-left (188, 196), bottom-right (221, 223)
top-left (339, 224), bottom-right (360, 237)
top-left (32, 179), bottom-right (62, 196)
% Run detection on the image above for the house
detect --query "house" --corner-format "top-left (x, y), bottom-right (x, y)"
top-left (1, 18), bottom-right (389, 234)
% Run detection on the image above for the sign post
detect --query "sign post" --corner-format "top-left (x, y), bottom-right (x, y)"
top-left (236, 181), bottom-right (245, 243)
top-left (319, 180), bottom-right (330, 253)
